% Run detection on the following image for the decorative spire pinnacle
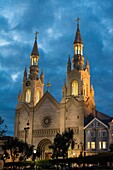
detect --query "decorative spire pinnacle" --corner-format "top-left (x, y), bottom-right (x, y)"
top-left (67, 54), bottom-right (71, 72)
top-left (31, 31), bottom-right (39, 56)
top-left (86, 60), bottom-right (90, 74)
top-left (74, 17), bottom-right (82, 44)
top-left (40, 69), bottom-right (44, 84)
top-left (23, 67), bottom-right (27, 81)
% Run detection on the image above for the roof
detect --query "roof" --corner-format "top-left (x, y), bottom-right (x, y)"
top-left (31, 39), bottom-right (39, 56)
top-left (84, 117), bottom-right (108, 129)
top-left (84, 111), bottom-right (112, 127)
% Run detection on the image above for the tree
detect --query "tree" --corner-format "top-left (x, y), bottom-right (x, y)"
top-left (0, 116), bottom-right (7, 136)
top-left (2, 137), bottom-right (34, 163)
top-left (49, 128), bottom-right (74, 159)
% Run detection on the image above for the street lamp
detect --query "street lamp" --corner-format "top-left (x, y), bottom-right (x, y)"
top-left (24, 121), bottom-right (30, 143)
top-left (32, 149), bottom-right (37, 169)
top-left (79, 142), bottom-right (84, 156)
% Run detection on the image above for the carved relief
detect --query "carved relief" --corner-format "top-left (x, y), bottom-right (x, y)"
top-left (33, 128), bottom-right (60, 137)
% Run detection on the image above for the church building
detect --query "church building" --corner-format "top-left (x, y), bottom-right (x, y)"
top-left (14, 19), bottom-right (113, 159)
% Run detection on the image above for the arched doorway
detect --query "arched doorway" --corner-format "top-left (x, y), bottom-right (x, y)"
top-left (38, 138), bottom-right (52, 160)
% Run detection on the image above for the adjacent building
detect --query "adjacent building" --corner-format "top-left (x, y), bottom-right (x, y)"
top-left (14, 19), bottom-right (113, 159)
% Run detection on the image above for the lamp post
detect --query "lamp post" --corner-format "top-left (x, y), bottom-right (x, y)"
top-left (32, 149), bottom-right (37, 169)
top-left (80, 142), bottom-right (84, 156)
top-left (24, 121), bottom-right (30, 143)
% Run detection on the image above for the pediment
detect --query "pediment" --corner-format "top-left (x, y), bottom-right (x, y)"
top-left (35, 91), bottom-right (59, 110)
top-left (17, 102), bottom-right (30, 113)
top-left (84, 117), bottom-right (108, 129)
top-left (66, 96), bottom-right (83, 109)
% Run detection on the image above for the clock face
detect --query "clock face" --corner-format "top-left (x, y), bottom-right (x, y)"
top-left (42, 115), bottom-right (52, 128)
top-left (26, 81), bottom-right (30, 86)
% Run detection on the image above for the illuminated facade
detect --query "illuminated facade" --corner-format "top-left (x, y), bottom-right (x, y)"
top-left (14, 19), bottom-right (112, 159)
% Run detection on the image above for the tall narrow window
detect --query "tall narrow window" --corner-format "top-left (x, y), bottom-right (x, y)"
top-left (26, 89), bottom-right (31, 103)
top-left (99, 141), bottom-right (102, 149)
top-left (75, 46), bottom-right (77, 54)
top-left (36, 90), bottom-right (40, 103)
top-left (32, 57), bottom-right (37, 65)
top-left (91, 142), bottom-right (95, 149)
top-left (87, 142), bottom-right (90, 149)
top-left (103, 142), bottom-right (107, 149)
top-left (72, 80), bottom-right (78, 96)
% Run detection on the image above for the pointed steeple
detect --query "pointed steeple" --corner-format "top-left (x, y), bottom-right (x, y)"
top-left (18, 90), bottom-right (21, 102)
top-left (67, 55), bottom-right (71, 72)
top-left (73, 18), bottom-right (84, 70)
top-left (29, 31), bottom-right (40, 79)
top-left (74, 17), bottom-right (82, 44)
top-left (85, 60), bottom-right (90, 74)
top-left (40, 69), bottom-right (44, 84)
top-left (31, 31), bottom-right (39, 56)
top-left (23, 67), bottom-right (27, 81)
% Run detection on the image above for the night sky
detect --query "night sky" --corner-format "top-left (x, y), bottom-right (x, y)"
top-left (0, 0), bottom-right (113, 136)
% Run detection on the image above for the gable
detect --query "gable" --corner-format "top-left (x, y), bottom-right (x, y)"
top-left (66, 96), bottom-right (83, 109)
top-left (84, 118), bottom-right (108, 129)
top-left (35, 91), bottom-right (59, 110)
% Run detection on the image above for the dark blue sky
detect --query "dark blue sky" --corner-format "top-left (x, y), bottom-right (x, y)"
top-left (0, 0), bottom-right (113, 136)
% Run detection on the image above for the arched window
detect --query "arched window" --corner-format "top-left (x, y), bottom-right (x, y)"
top-left (26, 89), bottom-right (31, 103)
top-left (72, 80), bottom-right (78, 96)
top-left (75, 46), bottom-right (77, 54)
top-left (32, 57), bottom-right (37, 65)
top-left (36, 90), bottom-right (40, 103)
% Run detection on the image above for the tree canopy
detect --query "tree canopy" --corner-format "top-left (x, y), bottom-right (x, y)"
top-left (49, 128), bottom-right (74, 159)
top-left (2, 137), bottom-right (34, 162)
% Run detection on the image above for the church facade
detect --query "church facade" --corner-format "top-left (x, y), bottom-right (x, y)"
top-left (14, 20), bottom-right (113, 159)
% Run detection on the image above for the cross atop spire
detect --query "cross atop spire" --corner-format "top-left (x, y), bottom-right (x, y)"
top-left (35, 31), bottom-right (39, 40)
top-left (31, 31), bottom-right (39, 56)
top-left (76, 17), bottom-right (80, 31)
top-left (73, 17), bottom-right (82, 44)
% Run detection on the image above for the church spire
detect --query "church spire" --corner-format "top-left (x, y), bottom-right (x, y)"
top-left (73, 18), bottom-right (84, 70)
top-left (29, 31), bottom-right (40, 79)
top-left (31, 31), bottom-right (39, 56)
top-left (73, 17), bottom-right (82, 44)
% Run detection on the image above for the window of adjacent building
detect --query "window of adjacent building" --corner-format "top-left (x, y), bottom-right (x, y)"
top-left (102, 130), bottom-right (107, 137)
top-left (91, 130), bottom-right (95, 137)
top-left (72, 80), bottom-right (78, 96)
top-left (87, 142), bottom-right (90, 149)
top-left (91, 142), bottom-right (95, 149)
top-left (91, 122), bottom-right (95, 127)
top-left (103, 141), bottom-right (107, 149)
top-left (99, 141), bottom-right (107, 149)
top-left (98, 130), bottom-right (101, 137)
top-left (26, 89), bottom-right (31, 103)
top-left (97, 122), bottom-right (101, 127)
top-left (99, 141), bottom-right (102, 149)
top-left (87, 130), bottom-right (90, 137)
top-left (36, 90), bottom-right (40, 103)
